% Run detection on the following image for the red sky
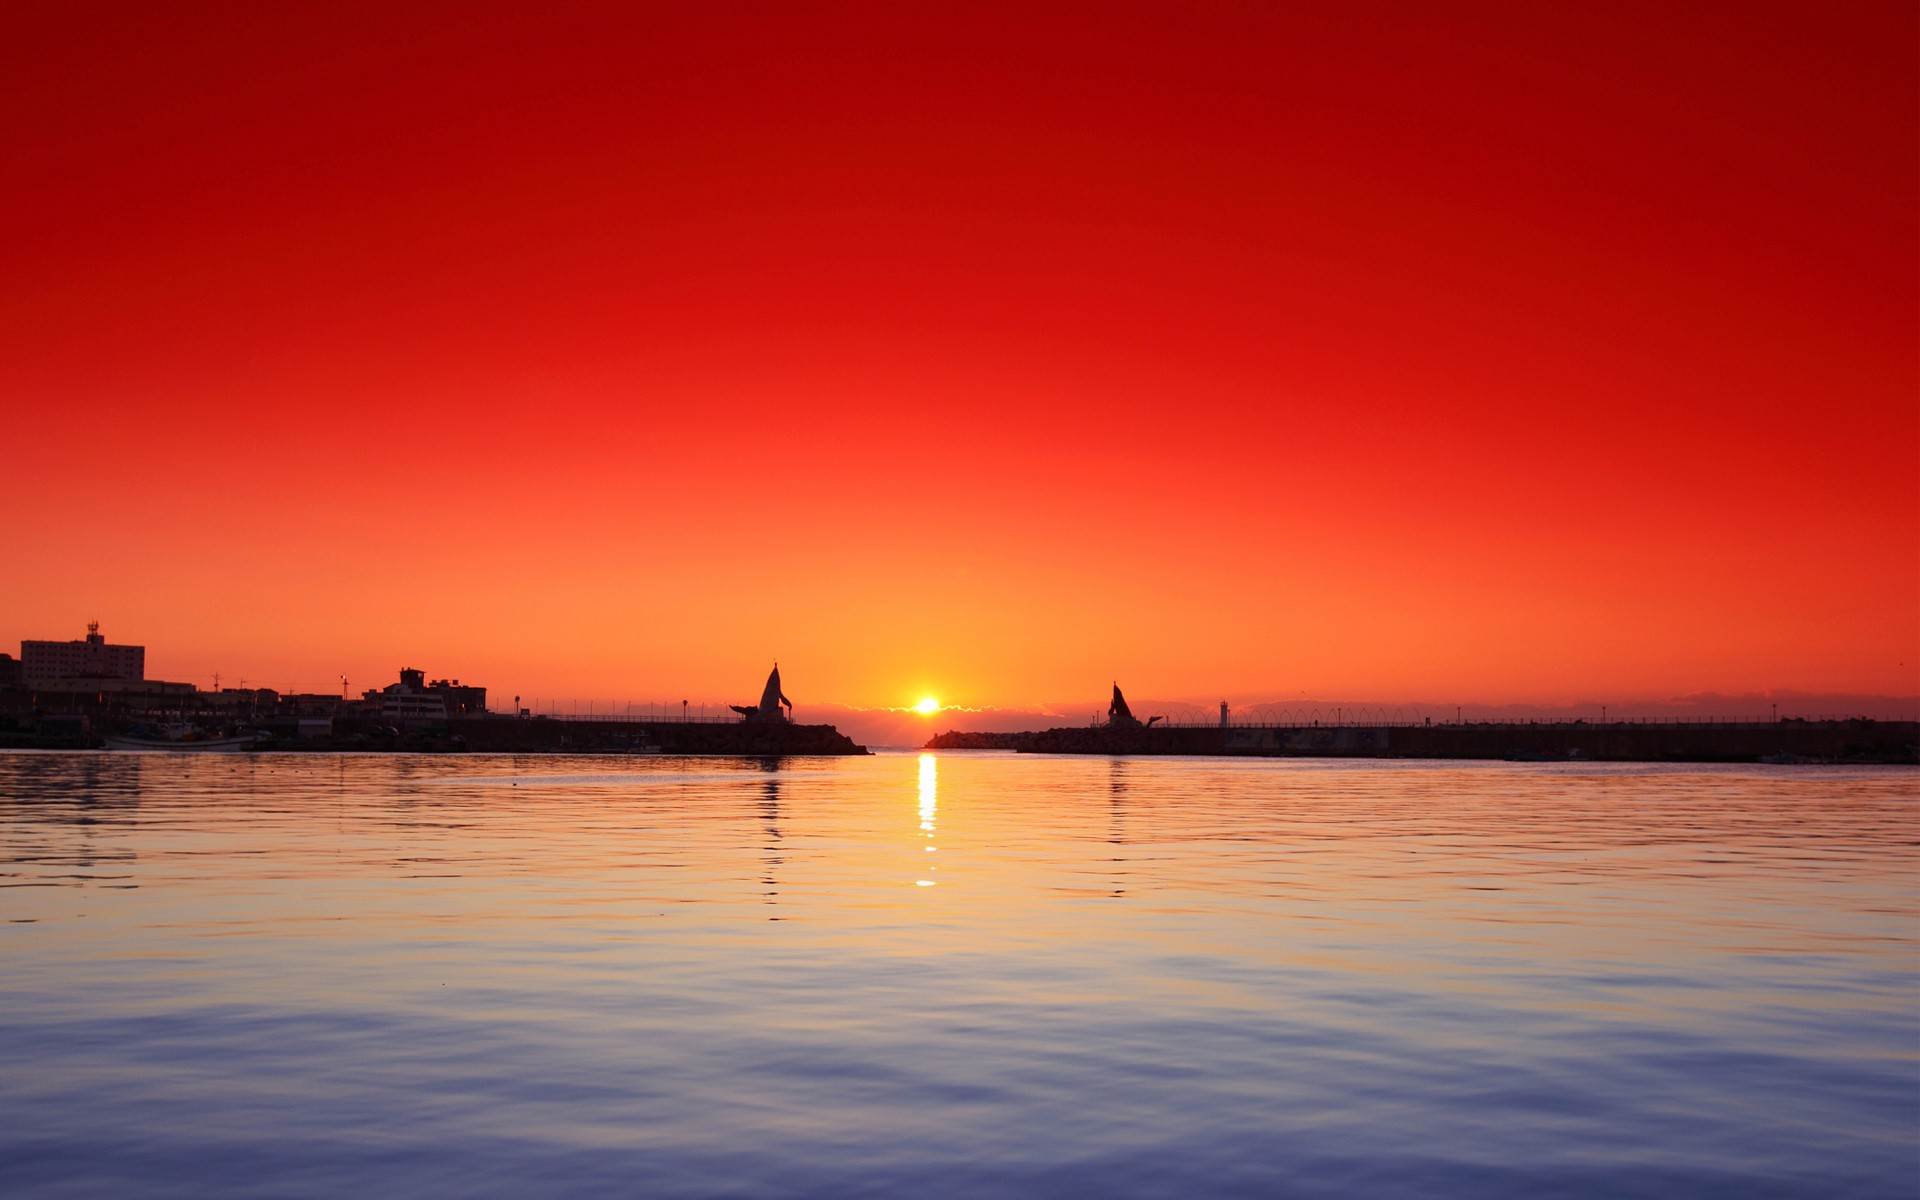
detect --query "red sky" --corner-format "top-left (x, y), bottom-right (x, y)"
top-left (5, 2), bottom-right (1916, 714)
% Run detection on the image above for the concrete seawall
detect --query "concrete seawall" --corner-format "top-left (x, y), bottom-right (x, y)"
top-left (926, 720), bottom-right (1918, 764)
top-left (451, 717), bottom-right (868, 756)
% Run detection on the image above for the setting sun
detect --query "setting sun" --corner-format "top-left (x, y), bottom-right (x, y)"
top-left (913, 697), bottom-right (941, 715)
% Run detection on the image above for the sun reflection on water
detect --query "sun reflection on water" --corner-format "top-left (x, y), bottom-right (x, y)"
top-left (916, 753), bottom-right (937, 887)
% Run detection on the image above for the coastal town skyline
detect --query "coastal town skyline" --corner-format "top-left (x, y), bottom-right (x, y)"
top-left (5, 618), bottom-right (1914, 751)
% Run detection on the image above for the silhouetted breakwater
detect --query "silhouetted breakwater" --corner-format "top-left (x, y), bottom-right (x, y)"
top-left (449, 717), bottom-right (867, 756)
top-left (925, 720), bottom-right (1918, 764)
top-left (0, 714), bottom-right (869, 755)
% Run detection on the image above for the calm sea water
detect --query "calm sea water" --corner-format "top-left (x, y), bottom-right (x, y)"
top-left (0, 751), bottom-right (1914, 1198)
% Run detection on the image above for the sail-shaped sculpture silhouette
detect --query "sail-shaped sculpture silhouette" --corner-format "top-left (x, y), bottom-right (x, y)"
top-left (732, 664), bottom-right (793, 723)
top-left (1108, 683), bottom-right (1162, 729)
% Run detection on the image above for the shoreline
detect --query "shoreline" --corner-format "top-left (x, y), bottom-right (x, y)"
top-left (1, 717), bottom-right (870, 757)
top-left (925, 719), bottom-right (1920, 765)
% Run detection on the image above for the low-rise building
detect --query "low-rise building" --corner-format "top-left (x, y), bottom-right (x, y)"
top-left (206, 688), bottom-right (279, 712)
top-left (279, 692), bottom-right (346, 716)
top-left (21, 622), bottom-right (144, 687)
top-left (427, 677), bottom-right (487, 718)
top-left (363, 667), bottom-right (487, 725)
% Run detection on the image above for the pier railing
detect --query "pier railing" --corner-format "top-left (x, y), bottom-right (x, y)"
top-left (526, 710), bottom-right (745, 723)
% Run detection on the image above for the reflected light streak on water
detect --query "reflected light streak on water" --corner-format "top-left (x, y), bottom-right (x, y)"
top-left (918, 752), bottom-right (937, 888)
top-left (0, 751), bottom-right (1914, 1198)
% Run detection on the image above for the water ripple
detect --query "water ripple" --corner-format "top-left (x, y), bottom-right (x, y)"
top-left (0, 751), bottom-right (1913, 1198)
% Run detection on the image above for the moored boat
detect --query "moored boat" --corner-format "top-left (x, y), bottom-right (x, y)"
top-left (105, 724), bottom-right (265, 753)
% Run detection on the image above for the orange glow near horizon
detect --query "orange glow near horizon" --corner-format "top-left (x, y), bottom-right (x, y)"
top-left (2, 5), bottom-right (1915, 711)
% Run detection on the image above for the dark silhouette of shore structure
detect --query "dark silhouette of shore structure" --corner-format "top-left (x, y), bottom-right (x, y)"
top-left (1107, 684), bottom-right (1162, 730)
top-left (0, 656), bottom-right (868, 756)
top-left (454, 714), bottom-right (864, 756)
top-left (2, 628), bottom-right (1909, 762)
top-left (926, 684), bottom-right (1919, 764)
top-left (328, 662), bottom-right (867, 756)
top-left (733, 664), bottom-right (794, 723)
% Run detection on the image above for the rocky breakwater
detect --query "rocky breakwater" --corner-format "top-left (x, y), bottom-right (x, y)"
top-left (453, 717), bottom-right (868, 756)
top-left (926, 720), bottom-right (1919, 764)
